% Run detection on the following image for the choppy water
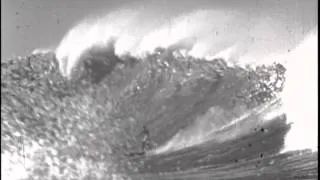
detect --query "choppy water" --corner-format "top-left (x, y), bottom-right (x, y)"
top-left (1, 48), bottom-right (318, 179)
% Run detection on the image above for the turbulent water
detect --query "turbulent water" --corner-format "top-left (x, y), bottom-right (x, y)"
top-left (2, 6), bottom-right (318, 180)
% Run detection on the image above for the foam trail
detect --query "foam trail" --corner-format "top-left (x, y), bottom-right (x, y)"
top-left (148, 98), bottom-right (282, 155)
top-left (281, 28), bottom-right (318, 153)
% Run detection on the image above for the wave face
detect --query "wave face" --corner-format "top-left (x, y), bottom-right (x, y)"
top-left (2, 46), bottom-right (318, 180)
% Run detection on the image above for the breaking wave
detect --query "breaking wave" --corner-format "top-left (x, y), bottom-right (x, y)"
top-left (55, 7), bottom-right (318, 154)
top-left (2, 4), bottom-right (317, 180)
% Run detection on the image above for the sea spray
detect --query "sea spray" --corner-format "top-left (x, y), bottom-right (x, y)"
top-left (55, 9), bottom-right (139, 77)
top-left (55, 8), bottom-right (308, 78)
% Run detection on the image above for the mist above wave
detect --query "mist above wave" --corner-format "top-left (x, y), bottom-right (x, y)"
top-left (55, 7), bottom-right (311, 78)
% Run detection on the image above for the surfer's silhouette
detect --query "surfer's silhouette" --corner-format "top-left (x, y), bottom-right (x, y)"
top-left (141, 125), bottom-right (153, 152)
top-left (125, 125), bottom-right (153, 157)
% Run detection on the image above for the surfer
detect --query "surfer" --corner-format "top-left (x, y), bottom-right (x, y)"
top-left (141, 125), bottom-right (153, 152)
top-left (125, 125), bottom-right (153, 157)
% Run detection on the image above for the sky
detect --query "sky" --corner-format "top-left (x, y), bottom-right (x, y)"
top-left (1, 0), bottom-right (135, 60)
top-left (1, 0), bottom-right (317, 61)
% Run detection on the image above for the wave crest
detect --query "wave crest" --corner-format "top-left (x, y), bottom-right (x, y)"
top-left (55, 7), bottom-right (312, 77)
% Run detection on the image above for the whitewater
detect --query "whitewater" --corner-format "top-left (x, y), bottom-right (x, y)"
top-left (55, 8), bottom-right (312, 76)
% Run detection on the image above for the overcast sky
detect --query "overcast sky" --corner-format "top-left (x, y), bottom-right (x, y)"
top-left (1, 0), bottom-right (317, 61)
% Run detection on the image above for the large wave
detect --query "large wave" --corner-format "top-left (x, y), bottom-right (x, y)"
top-left (55, 7), bottom-right (318, 153)
top-left (2, 4), bottom-right (318, 180)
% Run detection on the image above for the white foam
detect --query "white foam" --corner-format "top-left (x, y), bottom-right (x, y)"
top-left (1, 141), bottom-right (40, 180)
top-left (55, 8), bottom-right (310, 77)
top-left (281, 29), bottom-right (318, 153)
top-left (32, 48), bottom-right (53, 55)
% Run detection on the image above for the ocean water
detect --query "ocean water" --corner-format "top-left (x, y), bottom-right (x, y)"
top-left (1, 2), bottom-right (318, 180)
